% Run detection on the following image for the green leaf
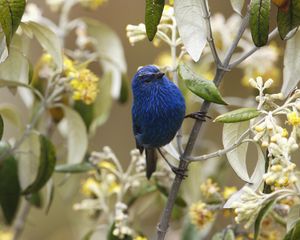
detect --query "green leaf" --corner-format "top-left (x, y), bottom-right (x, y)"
top-left (118, 74), bottom-right (129, 104)
top-left (178, 64), bottom-right (227, 105)
top-left (0, 142), bottom-right (21, 225)
top-left (20, 22), bottom-right (63, 71)
top-left (277, 0), bottom-right (300, 39)
top-left (55, 162), bottom-right (94, 173)
top-left (60, 105), bottom-right (88, 164)
top-left (0, 0), bottom-right (26, 46)
top-left (145, 0), bottom-right (165, 41)
top-left (0, 115), bottom-right (3, 140)
top-left (254, 200), bottom-right (276, 240)
top-left (215, 108), bottom-right (260, 123)
top-left (22, 135), bottom-right (56, 194)
top-left (284, 219), bottom-right (300, 240)
top-left (74, 101), bottom-right (94, 130)
top-left (212, 229), bottom-right (235, 240)
top-left (250, 0), bottom-right (271, 47)
top-left (26, 192), bottom-right (43, 208)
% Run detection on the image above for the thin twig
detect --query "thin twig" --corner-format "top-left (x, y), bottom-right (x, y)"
top-left (12, 201), bottom-right (31, 240)
top-left (156, 6), bottom-right (251, 240)
top-left (229, 28), bottom-right (279, 69)
top-left (202, 0), bottom-right (221, 65)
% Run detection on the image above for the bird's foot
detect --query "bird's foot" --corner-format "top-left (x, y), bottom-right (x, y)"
top-left (170, 166), bottom-right (188, 179)
top-left (185, 111), bottom-right (211, 121)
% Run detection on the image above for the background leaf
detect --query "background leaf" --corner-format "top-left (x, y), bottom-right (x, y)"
top-left (0, 0), bottom-right (26, 46)
top-left (21, 22), bottom-right (63, 71)
top-left (178, 64), bottom-right (227, 105)
top-left (230, 0), bottom-right (245, 15)
top-left (83, 18), bottom-right (127, 99)
top-left (22, 135), bottom-right (56, 194)
top-left (174, 0), bottom-right (207, 62)
top-left (287, 204), bottom-right (300, 232)
top-left (250, 0), bottom-right (271, 47)
top-left (55, 162), bottom-right (94, 173)
top-left (277, 0), bottom-right (300, 39)
top-left (281, 30), bottom-right (300, 97)
top-left (215, 108), bottom-right (260, 123)
top-left (145, 0), bottom-right (165, 41)
top-left (0, 32), bottom-right (8, 63)
top-left (0, 103), bottom-right (21, 128)
top-left (0, 142), bottom-right (21, 225)
top-left (60, 105), bottom-right (88, 164)
top-left (284, 219), bottom-right (300, 240)
top-left (223, 121), bottom-right (251, 182)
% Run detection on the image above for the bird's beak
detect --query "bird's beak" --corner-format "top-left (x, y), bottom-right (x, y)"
top-left (153, 72), bottom-right (165, 79)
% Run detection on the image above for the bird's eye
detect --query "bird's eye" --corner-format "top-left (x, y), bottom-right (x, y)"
top-left (144, 79), bottom-right (151, 83)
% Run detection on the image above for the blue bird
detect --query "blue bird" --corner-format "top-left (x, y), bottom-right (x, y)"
top-left (131, 65), bottom-right (186, 179)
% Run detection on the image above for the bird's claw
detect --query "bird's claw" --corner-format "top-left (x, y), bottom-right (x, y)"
top-left (185, 111), bottom-right (211, 121)
top-left (170, 166), bottom-right (188, 179)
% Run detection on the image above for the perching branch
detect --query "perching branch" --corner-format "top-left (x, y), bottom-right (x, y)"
top-left (156, 4), bottom-right (251, 239)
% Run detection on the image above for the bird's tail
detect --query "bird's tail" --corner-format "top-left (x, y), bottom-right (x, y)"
top-left (145, 149), bottom-right (157, 179)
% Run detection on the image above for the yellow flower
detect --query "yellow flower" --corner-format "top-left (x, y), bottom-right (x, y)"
top-left (222, 186), bottom-right (237, 200)
top-left (0, 230), bottom-right (13, 240)
top-left (242, 68), bottom-right (280, 88)
top-left (63, 56), bottom-right (77, 76)
top-left (189, 201), bottom-right (214, 228)
top-left (134, 236), bottom-right (147, 240)
top-left (98, 161), bottom-right (116, 172)
top-left (108, 181), bottom-right (120, 194)
top-left (168, 0), bottom-right (174, 5)
top-left (41, 53), bottom-right (53, 64)
top-left (287, 112), bottom-right (300, 126)
top-left (200, 178), bottom-right (220, 198)
top-left (81, 177), bottom-right (100, 196)
top-left (70, 69), bottom-right (99, 104)
top-left (78, 0), bottom-right (107, 10)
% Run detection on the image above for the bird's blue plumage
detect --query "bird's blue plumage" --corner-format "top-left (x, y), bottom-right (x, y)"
top-left (131, 65), bottom-right (186, 178)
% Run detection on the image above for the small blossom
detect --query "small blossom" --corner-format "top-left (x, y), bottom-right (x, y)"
top-left (79, 0), bottom-right (107, 10)
top-left (189, 201), bottom-right (214, 229)
top-left (287, 112), bottom-right (300, 126)
top-left (222, 186), bottom-right (237, 200)
top-left (200, 178), bottom-right (220, 199)
top-left (70, 69), bottom-right (99, 104)
top-left (81, 177), bottom-right (100, 196)
top-left (134, 236), bottom-right (147, 240)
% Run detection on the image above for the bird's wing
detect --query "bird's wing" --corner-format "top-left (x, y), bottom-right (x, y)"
top-left (132, 119), bottom-right (144, 154)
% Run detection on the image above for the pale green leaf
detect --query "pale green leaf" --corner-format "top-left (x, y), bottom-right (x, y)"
top-left (82, 18), bottom-right (127, 99)
top-left (287, 204), bottom-right (300, 232)
top-left (60, 105), bottom-right (88, 164)
top-left (281, 30), bottom-right (300, 97)
top-left (254, 200), bottom-right (276, 240)
top-left (0, 0), bottom-right (26, 46)
top-left (22, 135), bottom-right (56, 194)
top-left (178, 64), bottom-right (227, 105)
top-left (0, 32), bottom-right (8, 63)
top-left (174, 0), bottom-right (207, 62)
top-left (55, 162), bottom-right (94, 173)
top-left (17, 132), bottom-right (40, 191)
top-left (0, 103), bottom-right (21, 128)
top-left (230, 0), bottom-right (245, 15)
top-left (215, 108), bottom-right (260, 123)
top-left (284, 220), bottom-right (300, 240)
top-left (250, 0), bottom-right (271, 47)
top-left (223, 121), bottom-right (251, 182)
top-left (20, 22), bottom-right (63, 71)
top-left (145, 0), bottom-right (165, 41)
top-left (277, 0), bottom-right (300, 39)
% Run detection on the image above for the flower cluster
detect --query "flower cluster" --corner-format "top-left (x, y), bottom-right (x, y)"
top-left (231, 187), bottom-right (267, 228)
top-left (189, 201), bottom-right (215, 229)
top-left (250, 77), bottom-right (299, 188)
top-left (113, 202), bottom-right (133, 239)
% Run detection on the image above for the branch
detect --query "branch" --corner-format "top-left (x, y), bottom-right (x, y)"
top-left (156, 6), bottom-right (251, 240)
top-left (228, 28), bottom-right (278, 69)
top-left (202, 0), bottom-right (221, 65)
top-left (12, 201), bottom-right (31, 240)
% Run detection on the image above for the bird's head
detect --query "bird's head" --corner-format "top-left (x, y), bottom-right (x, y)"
top-left (132, 65), bottom-right (165, 89)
